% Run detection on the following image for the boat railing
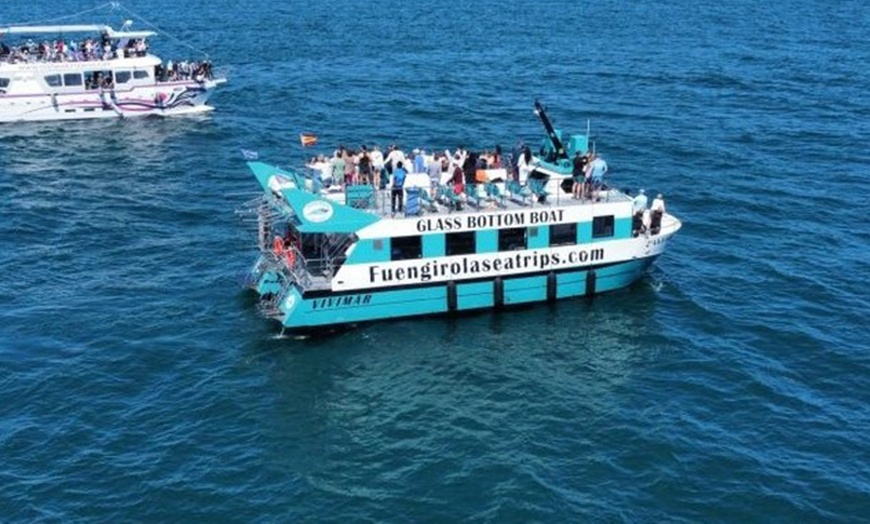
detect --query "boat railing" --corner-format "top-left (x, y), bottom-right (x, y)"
top-left (235, 195), bottom-right (284, 250)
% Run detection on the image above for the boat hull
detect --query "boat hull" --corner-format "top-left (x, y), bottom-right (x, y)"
top-left (0, 80), bottom-right (223, 122)
top-left (257, 254), bottom-right (659, 332)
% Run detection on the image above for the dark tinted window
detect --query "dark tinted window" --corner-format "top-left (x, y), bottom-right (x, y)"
top-left (133, 70), bottom-right (150, 80)
top-left (63, 73), bottom-right (82, 87)
top-left (592, 216), bottom-right (614, 238)
top-left (550, 223), bottom-right (577, 246)
top-left (391, 236), bottom-right (422, 261)
top-left (115, 71), bottom-right (132, 84)
top-left (44, 75), bottom-right (61, 87)
top-left (498, 227), bottom-right (527, 251)
top-left (446, 231), bottom-right (475, 256)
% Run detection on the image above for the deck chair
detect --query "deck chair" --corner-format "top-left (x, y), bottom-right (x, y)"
top-left (528, 178), bottom-right (549, 205)
top-left (485, 182), bottom-right (507, 208)
top-left (438, 184), bottom-right (462, 212)
top-left (507, 180), bottom-right (532, 206)
top-left (419, 187), bottom-right (438, 212)
top-left (464, 184), bottom-right (481, 209)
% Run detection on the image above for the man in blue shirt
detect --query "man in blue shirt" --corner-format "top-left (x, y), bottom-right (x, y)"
top-left (632, 188), bottom-right (648, 214)
top-left (391, 161), bottom-right (407, 216)
top-left (586, 154), bottom-right (608, 199)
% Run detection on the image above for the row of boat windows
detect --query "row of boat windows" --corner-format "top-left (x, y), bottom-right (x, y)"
top-left (385, 217), bottom-right (615, 261)
top-left (43, 69), bottom-right (150, 89)
top-left (0, 71), bottom-right (151, 92)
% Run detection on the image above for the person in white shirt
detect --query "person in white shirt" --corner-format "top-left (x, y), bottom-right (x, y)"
top-left (517, 146), bottom-right (533, 184)
top-left (651, 193), bottom-right (665, 214)
top-left (384, 144), bottom-right (406, 175)
top-left (370, 145), bottom-right (385, 188)
top-left (650, 193), bottom-right (666, 234)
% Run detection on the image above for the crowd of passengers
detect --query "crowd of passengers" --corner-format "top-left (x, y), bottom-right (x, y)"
top-left (310, 143), bottom-right (607, 200)
top-left (0, 34), bottom-right (148, 63)
top-left (0, 35), bottom-right (213, 82)
top-left (306, 142), bottom-right (665, 233)
top-left (154, 59), bottom-right (213, 82)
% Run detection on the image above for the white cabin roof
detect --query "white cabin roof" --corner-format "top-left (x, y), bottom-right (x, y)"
top-left (0, 25), bottom-right (155, 39)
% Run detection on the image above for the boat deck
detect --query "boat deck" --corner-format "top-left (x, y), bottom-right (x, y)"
top-left (317, 182), bottom-right (632, 220)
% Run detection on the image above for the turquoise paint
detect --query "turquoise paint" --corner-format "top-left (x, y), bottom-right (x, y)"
top-left (578, 220), bottom-right (593, 243)
top-left (247, 161), bottom-right (379, 234)
top-left (528, 225), bottom-right (549, 249)
top-left (288, 286), bottom-right (447, 327)
top-left (276, 257), bottom-right (658, 329)
top-left (566, 135), bottom-right (589, 155)
top-left (256, 271), bottom-right (282, 295)
top-left (614, 217), bottom-right (632, 239)
top-left (458, 281), bottom-right (494, 310)
top-left (504, 275), bottom-right (547, 305)
top-left (423, 233), bottom-right (445, 258)
top-left (346, 239), bottom-right (390, 264)
top-left (556, 270), bottom-right (586, 298)
top-left (476, 229), bottom-right (498, 254)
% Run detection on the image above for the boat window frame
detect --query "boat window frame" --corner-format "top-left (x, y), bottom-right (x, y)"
top-left (114, 70), bottom-right (132, 85)
top-left (498, 227), bottom-right (527, 252)
top-left (592, 215), bottom-right (615, 239)
top-left (390, 235), bottom-right (423, 261)
top-left (549, 223), bottom-right (577, 246)
top-left (445, 231), bottom-right (476, 257)
top-left (63, 72), bottom-right (83, 87)
top-left (43, 74), bottom-right (62, 88)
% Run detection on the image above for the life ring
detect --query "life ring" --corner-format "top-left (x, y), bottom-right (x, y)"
top-left (272, 235), bottom-right (284, 256)
top-left (284, 249), bottom-right (296, 267)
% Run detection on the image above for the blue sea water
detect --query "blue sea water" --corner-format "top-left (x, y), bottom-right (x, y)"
top-left (1, 0), bottom-right (869, 521)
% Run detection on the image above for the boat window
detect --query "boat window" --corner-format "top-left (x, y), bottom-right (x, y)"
top-left (115, 71), bottom-right (132, 84)
top-left (592, 216), bottom-right (615, 238)
top-left (44, 75), bottom-right (61, 87)
top-left (63, 73), bottom-right (83, 87)
top-left (391, 236), bottom-right (422, 261)
top-left (498, 227), bottom-right (527, 251)
top-left (85, 70), bottom-right (113, 89)
top-left (0, 78), bottom-right (9, 93)
top-left (550, 223), bottom-right (577, 246)
top-left (133, 70), bottom-right (150, 80)
top-left (445, 231), bottom-right (475, 256)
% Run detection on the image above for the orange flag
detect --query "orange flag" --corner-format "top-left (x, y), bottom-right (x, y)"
top-left (300, 133), bottom-right (318, 147)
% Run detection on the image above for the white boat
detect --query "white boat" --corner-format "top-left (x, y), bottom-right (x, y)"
top-left (0, 10), bottom-right (226, 122)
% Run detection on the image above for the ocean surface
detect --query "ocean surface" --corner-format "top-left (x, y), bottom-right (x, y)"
top-left (1, 0), bottom-right (869, 521)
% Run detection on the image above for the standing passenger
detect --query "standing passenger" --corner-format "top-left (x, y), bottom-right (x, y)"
top-left (358, 145), bottom-right (372, 185)
top-left (572, 151), bottom-right (588, 199)
top-left (391, 161), bottom-right (407, 216)
top-left (428, 151), bottom-right (442, 191)
top-left (586, 153), bottom-right (608, 198)
top-left (331, 150), bottom-right (346, 187)
top-left (650, 193), bottom-right (666, 234)
top-left (370, 145), bottom-right (385, 189)
top-left (414, 148), bottom-right (426, 174)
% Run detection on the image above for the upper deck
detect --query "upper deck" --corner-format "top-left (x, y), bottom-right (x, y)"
top-left (251, 161), bottom-right (634, 229)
